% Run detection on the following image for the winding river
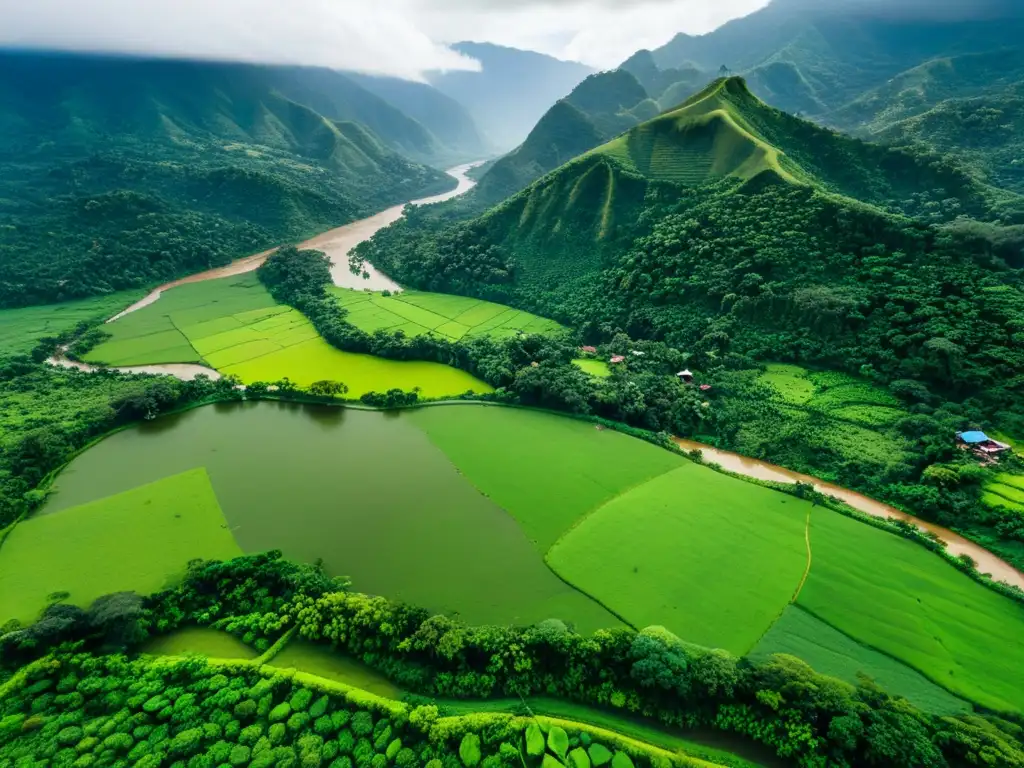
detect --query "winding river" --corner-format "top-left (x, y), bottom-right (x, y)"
top-left (44, 159), bottom-right (1024, 593)
top-left (674, 438), bottom-right (1024, 590)
top-left (47, 163), bottom-right (483, 381)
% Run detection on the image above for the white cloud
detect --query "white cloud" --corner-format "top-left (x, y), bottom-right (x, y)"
top-left (0, 0), bottom-right (480, 80)
top-left (0, 0), bottom-right (773, 77)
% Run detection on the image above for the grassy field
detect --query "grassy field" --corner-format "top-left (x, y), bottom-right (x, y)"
top-left (757, 363), bottom-right (912, 465)
top-left (220, 337), bottom-right (492, 397)
top-left (798, 507), bottom-right (1024, 712)
top-left (333, 288), bottom-right (565, 340)
top-left (750, 606), bottom-right (969, 715)
top-left (140, 627), bottom-right (259, 660)
top-left (547, 464), bottom-right (810, 654)
top-left (0, 291), bottom-right (141, 355)
top-left (84, 275), bottom-right (492, 396)
top-left (984, 474), bottom-right (1024, 514)
top-left (270, 640), bottom-right (402, 699)
top-left (573, 358), bottom-right (612, 378)
top-left (408, 405), bottom-right (684, 551)
top-left (0, 469), bottom-right (240, 624)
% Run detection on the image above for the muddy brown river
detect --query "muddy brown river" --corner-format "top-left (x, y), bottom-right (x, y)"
top-left (674, 438), bottom-right (1024, 590)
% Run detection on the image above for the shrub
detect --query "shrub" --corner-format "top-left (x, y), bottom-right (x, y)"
top-left (460, 733), bottom-right (481, 767)
top-left (270, 703), bottom-right (293, 723)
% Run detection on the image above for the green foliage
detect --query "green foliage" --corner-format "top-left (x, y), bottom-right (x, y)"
top-left (525, 725), bottom-right (545, 757)
top-left (568, 747), bottom-right (590, 768)
top-left (459, 733), bottom-right (481, 767)
top-left (587, 745), bottom-right (611, 768)
top-left (547, 727), bottom-right (569, 761)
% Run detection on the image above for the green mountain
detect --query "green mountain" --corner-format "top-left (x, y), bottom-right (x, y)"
top-left (0, 51), bottom-right (454, 308)
top-left (472, 70), bottom-right (652, 205)
top-left (620, 49), bottom-right (710, 105)
top-left (428, 42), bottom-right (595, 151)
top-left (642, 0), bottom-right (1024, 119)
top-left (355, 77), bottom-right (1024, 400)
top-left (341, 73), bottom-right (488, 162)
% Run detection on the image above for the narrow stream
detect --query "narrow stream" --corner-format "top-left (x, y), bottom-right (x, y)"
top-left (47, 163), bottom-right (483, 382)
top-left (674, 438), bottom-right (1024, 590)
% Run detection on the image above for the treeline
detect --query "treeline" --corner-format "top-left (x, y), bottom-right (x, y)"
top-left (257, 247), bottom-right (711, 435)
top-left (5, 553), bottom-right (1024, 768)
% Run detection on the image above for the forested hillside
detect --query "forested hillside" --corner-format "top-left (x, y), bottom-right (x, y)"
top-left (354, 77), bottom-right (1024, 555)
top-left (472, 70), bottom-right (655, 205)
top-left (0, 52), bottom-right (455, 308)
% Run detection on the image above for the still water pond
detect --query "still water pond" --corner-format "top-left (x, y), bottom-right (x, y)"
top-left (44, 402), bottom-right (616, 631)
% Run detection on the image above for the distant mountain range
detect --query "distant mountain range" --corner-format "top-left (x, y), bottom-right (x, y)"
top-left (428, 42), bottom-right (595, 152)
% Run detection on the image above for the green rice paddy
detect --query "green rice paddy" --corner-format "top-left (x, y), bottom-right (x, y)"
top-left (547, 465), bottom-right (810, 654)
top-left (572, 358), bottom-right (612, 378)
top-left (0, 469), bottom-right (240, 624)
top-left (750, 606), bottom-right (969, 715)
top-left (798, 507), bottom-right (1024, 712)
top-left (0, 290), bottom-right (141, 355)
top-left (333, 288), bottom-right (565, 340)
top-left (982, 474), bottom-right (1024, 514)
top-left (408, 406), bottom-right (684, 551)
top-left (84, 274), bottom-right (492, 396)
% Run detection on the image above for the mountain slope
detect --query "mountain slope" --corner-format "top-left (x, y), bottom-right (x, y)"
top-left (0, 51), bottom-right (453, 307)
top-left (643, 0), bottom-right (1024, 119)
top-left (354, 76), bottom-right (1024, 402)
top-left (343, 72), bottom-right (488, 161)
top-left (472, 70), bottom-right (652, 205)
top-left (428, 42), bottom-right (595, 151)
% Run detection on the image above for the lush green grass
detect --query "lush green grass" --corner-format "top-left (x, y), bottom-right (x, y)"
top-left (548, 464), bottom-right (810, 654)
top-left (759, 364), bottom-right (814, 405)
top-left (221, 337), bottom-right (492, 397)
top-left (992, 432), bottom-right (1023, 457)
top-left (270, 640), bottom-right (401, 699)
top-left (798, 507), bottom-right (1024, 713)
top-left (85, 275), bottom-right (491, 396)
top-left (408, 405), bottom-right (684, 551)
top-left (572, 358), bottom-right (612, 378)
top-left (0, 469), bottom-right (241, 624)
top-left (0, 291), bottom-right (141, 355)
top-left (982, 492), bottom-right (1024, 514)
top-left (750, 605), bottom-right (970, 715)
top-left (140, 627), bottom-right (260, 660)
top-left (331, 288), bottom-right (565, 341)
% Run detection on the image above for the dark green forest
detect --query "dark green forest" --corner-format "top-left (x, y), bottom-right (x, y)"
top-left (0, 52), bottom-right (455, 308)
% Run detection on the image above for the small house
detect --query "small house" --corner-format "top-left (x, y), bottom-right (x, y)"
top-left (700, 384), bottom-right (712, 392)
top-left (957, 431), bottom-right (1011, 460)
top-left (631, 350), bottom-right (645, 357)
top-left (677, 369), bottom-right (694, 382)
top-left (580, 346), bottom-right (597, 354)
top-left (610, 355), bottom-right (626, 364)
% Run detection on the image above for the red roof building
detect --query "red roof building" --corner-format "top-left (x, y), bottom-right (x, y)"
top-left (610, 356), bottom-right (626, 364)
top-left (580, 346), bottom-right (597, 354)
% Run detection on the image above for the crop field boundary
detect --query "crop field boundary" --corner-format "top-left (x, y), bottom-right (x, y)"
top-left (790, 509), bottom-right (813, 603)
top-left (793, 603), bottom-right (977, 709)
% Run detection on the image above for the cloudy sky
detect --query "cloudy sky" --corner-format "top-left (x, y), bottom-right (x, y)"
top-left (0, 0), bottom-right (771, 79)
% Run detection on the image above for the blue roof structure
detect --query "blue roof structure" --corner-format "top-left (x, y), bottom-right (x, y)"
top-left (959, 431), bottom-right (990, 444)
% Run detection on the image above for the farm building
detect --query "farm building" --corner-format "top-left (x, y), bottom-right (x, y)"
top-left (610, 356), bottom-right (626, 364)
top-left (677, 369), bottom-right (693, 382)
top-left (580, 346), bottom-right (597, 354)
top-left (957, 431), bottom-right (1012, 460)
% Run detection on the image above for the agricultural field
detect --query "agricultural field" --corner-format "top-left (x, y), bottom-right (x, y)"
top-left (573, 358), bottom-right (612, 378)
top-left (408, 405), bottom-right (684, 551)
top-left (271, 640), bottom-right (403, 699)
top-left (798, 507), bottom-right (1024, 712)
top-left (140, 627), bottom-right (260, 660)
top-left (757, 363), bottom-right (912, 464)
top-left (749, 606), bottom-right (969, 715)
top-left (84, 274), bottom-right (492, 397)
top-left (0, 290), bottom-right (141, 355)
top-left (0, 469), bottom-right (240, 624)
top-left (982, 473), bottom-right (1024, 514)
top-left (333, 287), bottom-right (565, 340)
top-left (547, 464), bottom-right (810, 654)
